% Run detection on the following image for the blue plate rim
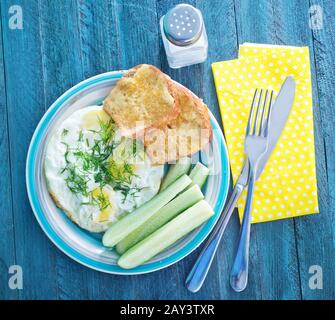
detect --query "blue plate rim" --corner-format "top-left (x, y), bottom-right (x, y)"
top-left (26, 70), bottom-right (230, 275)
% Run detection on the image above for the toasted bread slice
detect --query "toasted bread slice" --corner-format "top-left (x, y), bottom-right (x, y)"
top-left (103, 64), bottom-right (179, 136)
top-left (143, 86), bottom-right (212, 164)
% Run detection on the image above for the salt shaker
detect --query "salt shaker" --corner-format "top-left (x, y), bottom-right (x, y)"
top-left (160, 4), bottom-right (208, 69)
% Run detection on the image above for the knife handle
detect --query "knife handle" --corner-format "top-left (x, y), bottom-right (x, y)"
top-left (230, 169), bottom-right (255, 292)
top-left (185, 183), bottom-right (244, 293)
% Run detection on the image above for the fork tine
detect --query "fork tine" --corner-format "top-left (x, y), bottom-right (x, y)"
top-left (263, 90), bottom-right (274, 137)
top-left (259, 90), bottom-right (269, 135)
top-left (253, 89), bottom-right (263, 135)
top-left (246, 89), bottom-right (258, 135)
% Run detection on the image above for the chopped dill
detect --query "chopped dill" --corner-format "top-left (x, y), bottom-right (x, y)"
top-left (108, 159), bottom-right (135, 185)
top-left (132, 139), bottom-right (138, 156)
top-left (113, 184), bottom-right (145, 204)
top-left (62, 128), bottom-right (69, 137)
top-left (78, 129), bottom-right (84, 142)
top-left (81, 188), bottom-right (111, 210)
top-left (64, 164), bottom-right (90, 197)
top-left (98, 117), bottom-right (115, 144)
top-left (92, 190), bottom-right (111, 210)
top-left (60, 116), bottom-right (143, 206)
top-left (61, 142), bottom-right (70, 165)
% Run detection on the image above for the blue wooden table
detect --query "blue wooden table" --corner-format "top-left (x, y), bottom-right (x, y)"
top-left (1, 0), bottom-right (334, 300)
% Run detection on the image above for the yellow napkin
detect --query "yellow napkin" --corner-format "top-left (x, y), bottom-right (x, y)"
top-left (212, 43), bottom-right (319, 223)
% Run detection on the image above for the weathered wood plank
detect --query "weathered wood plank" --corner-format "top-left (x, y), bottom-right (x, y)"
top-left (0, 2), bottom-right (18, 300)
top-left (77, 0), bottom-right (164, 300)
top-left (78, 0), bottom-right (122, 78)
top-left (233, 0), bottom-right (305, 300)
top-left (115, 0), bottom-right (161, 69)
top-left (155, 0), bottom-right (244, 300)
top-left (1, 0), bottom-right (58, 299)
top-left (36, 0), bottom-right (97, 300)
top-left (196, 0), bottom-right (266, 300)
top-left (294, 0), bottom-right (335, 299)
top-left (76, 0), bottom-right (128, 301)
top-left (156, 0), bottom-right (206, 300)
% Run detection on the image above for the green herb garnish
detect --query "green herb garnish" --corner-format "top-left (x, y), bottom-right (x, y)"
top-left (82, 188), bottom-right (111, 210)
top-left (62, 128), bottom-right (69, 137)
top-left (60, 116), bottom-right (142, 208)
top-left (64, 164), bottom-right (90, 197)
top-left (78, 129), bottom-right (84, 142)
top-left (113, 184), bottom-right (145, 204)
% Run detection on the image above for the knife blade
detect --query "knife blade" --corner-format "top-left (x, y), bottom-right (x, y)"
top-left (186, 76), bottom-right (295, 293)
top-left (237, 75), bottom-right (296, 187)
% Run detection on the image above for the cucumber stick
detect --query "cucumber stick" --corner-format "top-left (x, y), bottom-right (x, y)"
top-left (188, 162), bottom-right (210, 189)
top-left (102, 174), bottom-right (192, 247)
top-left (116, 184), bottom-right (204, 255)
top-left (118, 200), bottom-right (214, 269)
top-left (160, 157), bottom-right (192, 191)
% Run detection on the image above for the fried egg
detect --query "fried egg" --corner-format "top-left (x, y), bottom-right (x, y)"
top-left (44, 106), bottom-right (164, 233)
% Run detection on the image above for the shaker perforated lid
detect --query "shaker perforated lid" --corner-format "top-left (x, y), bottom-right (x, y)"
top-left (163, 4), bottom-right (203, 47)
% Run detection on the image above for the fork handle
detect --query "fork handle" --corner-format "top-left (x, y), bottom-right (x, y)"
top-left (185, 183), bottom-right (244, 293)
top-left (230, 168), bottom-right (256, 292)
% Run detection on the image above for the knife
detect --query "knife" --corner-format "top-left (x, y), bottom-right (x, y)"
top-left (186, 76), bottom-right (295, 292)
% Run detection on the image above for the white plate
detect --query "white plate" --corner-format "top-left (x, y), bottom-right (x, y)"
top-left (26, 71), bottom-right (230, 274)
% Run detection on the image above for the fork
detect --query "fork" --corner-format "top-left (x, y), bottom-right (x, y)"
top-left (230, 89), bottom-right (273, 292)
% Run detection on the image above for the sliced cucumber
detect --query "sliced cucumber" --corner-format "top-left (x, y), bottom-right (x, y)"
top-left (102, 174), bottom-right (192, 247)
top-left (188, 162), bottom-right (210, 189)
top-left (160, 157), bottom-right (192, 191)
top-left (118, 200), bottom-right (214, 269)
top-left (116, 184), bottom-right (204, 255)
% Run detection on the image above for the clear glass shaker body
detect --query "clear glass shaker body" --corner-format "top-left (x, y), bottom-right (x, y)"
top-left (160, 4), bottom-right (208, 69)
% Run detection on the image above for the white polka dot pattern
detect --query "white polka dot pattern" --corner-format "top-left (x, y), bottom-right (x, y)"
top-left (212, 44), bottom-right (319, 223)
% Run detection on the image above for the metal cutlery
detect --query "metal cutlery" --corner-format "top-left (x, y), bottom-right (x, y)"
top-left (185, 76), bottom-right (295, 293)
top-left (230, 89), bottom-right (273, 292)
